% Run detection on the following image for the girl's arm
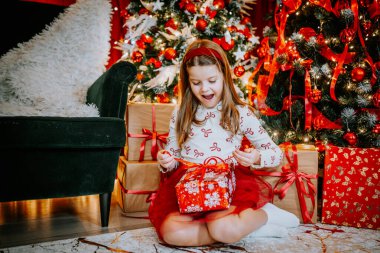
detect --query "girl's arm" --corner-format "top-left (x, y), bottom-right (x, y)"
top-left (240, 106), bottom-right (283, 168)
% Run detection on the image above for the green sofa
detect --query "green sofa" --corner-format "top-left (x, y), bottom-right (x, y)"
top-left (0, 61), bottom-right (137, 227)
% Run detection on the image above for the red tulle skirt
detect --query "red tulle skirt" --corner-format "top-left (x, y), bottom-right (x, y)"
top-left (148, 164), bottom-right (273, 240)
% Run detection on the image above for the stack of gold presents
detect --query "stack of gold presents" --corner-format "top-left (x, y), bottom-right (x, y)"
top-left (115, 102), bottom-right (176, 213)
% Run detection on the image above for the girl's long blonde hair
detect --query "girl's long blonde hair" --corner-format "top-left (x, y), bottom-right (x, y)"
top-left (176, 39), bottom-right (250, 147)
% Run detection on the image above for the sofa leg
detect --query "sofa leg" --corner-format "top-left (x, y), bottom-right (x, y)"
top-left (99, 192), bottom-right (111, 227)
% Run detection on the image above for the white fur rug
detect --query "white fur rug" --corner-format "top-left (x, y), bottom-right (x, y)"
top-left (0, 0), bottom-right (112, 117)
top-left (2, 224), bottom-right (379, 252)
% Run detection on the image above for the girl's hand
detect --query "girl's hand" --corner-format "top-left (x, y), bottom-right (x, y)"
top-left (233, 148), bottom-right (260, 167)
top-left (157, 150), bottom-right (177, 171)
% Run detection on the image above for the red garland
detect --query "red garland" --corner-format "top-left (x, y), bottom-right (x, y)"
top-left (127, 105), bottom-right (168, 161)
top-left (252, 143), bottom-right (318, 223)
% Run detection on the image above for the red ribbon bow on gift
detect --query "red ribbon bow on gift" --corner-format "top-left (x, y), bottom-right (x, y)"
top-left (128, 104), bottom-right (168, 161)
top-left (176, 156), bottom-right (231, 179)
top-left (253, 142), bottom-right (318, 223)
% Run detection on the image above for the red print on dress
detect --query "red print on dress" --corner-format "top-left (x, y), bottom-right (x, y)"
top-left (261, 143), bottom-right (271, 149)
top-left (171, 115), bottom-right (176, 124)
top-left (225, 155), bottom-right (235, 165)
top-left (246, 110), bottom-right (253, 116)
top-left (205, 112), bottom-right (215, 120)
top-left (170, 147), bottom-right (181, 157)
top-left (201, 128), bottom-right (212, 137)
top-left (210, 142), bottom-right (221, 152)
top-left (194, 149), bottom-right (204, 158)
top-left (258, 126), bottom-right (266, 135)
top-left (226, 134), bottom-right (233, 143)
top-left (244, 128), bottom-right (254, 135)
top-left (189, 127), bottom-right (195, 137)
top-left (184, 145), bottom-right (191, 154)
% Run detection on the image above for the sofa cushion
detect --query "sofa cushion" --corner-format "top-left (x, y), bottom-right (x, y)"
top-left (0, 116), bottom-right (125, 149)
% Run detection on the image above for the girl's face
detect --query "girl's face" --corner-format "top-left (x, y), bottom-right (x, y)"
top-left (188, 64), bottom-right (224, 109)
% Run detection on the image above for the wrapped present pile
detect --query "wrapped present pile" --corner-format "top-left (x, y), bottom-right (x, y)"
top-left (115, 103), bottom-right (176, 213)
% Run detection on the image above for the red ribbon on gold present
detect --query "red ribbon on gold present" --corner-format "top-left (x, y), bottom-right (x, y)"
top-left (253, 142), bottom-right (318, 223)
top-left (128, 104), bottom-right (168, 161)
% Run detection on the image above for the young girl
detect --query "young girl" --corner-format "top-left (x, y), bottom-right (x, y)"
top-left (149, 39), bottom-right (299, 246)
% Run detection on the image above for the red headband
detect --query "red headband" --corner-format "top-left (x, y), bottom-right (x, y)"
top-left (183, 46), bottom-right (223, 63)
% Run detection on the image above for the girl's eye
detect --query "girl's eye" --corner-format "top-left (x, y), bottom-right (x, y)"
top-left (192, 82), bottom-right (200, 86)
top-left (209, 80), bottom-right (216, 83)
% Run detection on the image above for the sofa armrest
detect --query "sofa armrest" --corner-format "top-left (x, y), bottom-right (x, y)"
top-left (86, 61), bottom-right (137, 118)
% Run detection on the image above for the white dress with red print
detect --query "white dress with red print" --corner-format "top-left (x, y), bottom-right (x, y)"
top-left (165, 102), bottom-right (283, 168)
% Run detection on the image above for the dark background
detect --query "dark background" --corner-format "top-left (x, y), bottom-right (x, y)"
top-left (0, 1), bottom-right (66, 56)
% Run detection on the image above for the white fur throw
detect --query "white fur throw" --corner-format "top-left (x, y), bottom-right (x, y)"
top-left (0, 0), bottom-right (112, 117)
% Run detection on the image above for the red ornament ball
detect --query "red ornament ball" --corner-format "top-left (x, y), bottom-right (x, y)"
top-left (131, 51), bottom-right (143, 63)
top-left (165, 18), bottom-right (178, 32)
top-left (234, 66), bottom-right (245, 77)
top-left (373, 90), bottom-right (380, 108)
top-left (138, 8), bottom-right (150, 15)
top-left (257, 46), bottom-right (267, 58)
top-left (228, 25), bottom-right (238, 33)
top-left (244, 51), bottom-right (252, 60)
top-left (206, 6), bottom-right (217, 19)
top-left (153, 60), bottom-right (162, 69)
top-left (196, 19), bottom-right (208, 32)
top-left (141, 34), bottom-right (153, 44)
top-left (164, 48), bottom-right (177, 60)
top-left (156, 93), bottom-right (170, 103)
top-left (220, 38), bottom-right (235, 51)
top-left (343, 131), bottom-right (358, 146)
top-left (309, 88), bottom-right (322, 103)
top-left (240, 16), bottom-right (251, 25)
top-left (314, 140), bottom-right (326, 152)
top-left (372, 124), bottom-right (380, 134)
top-left (213, 0), bottom-right (225, 9)
top-left (340, 28), bottom-right (356, 43)
top-left (351, 67), bottom-right (366, 82)
top-left (185, 2), bottom-right (196, 13)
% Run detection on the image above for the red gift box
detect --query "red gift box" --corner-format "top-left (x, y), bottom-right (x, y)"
top-left (321, 145), bottom-right (380, 229)
top-left (175, 157), bottom-right (236, 214)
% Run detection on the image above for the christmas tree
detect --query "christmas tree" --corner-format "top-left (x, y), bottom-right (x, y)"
top-left (118, 0), bottom-right (260, 103)
top-left (248, 0), bottom-right (380, 148)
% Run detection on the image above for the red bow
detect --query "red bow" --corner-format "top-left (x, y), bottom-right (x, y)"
top-left (128, 105), bottom-right (168, 161)
top-left (253, 142), bottom-right (318, 223)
